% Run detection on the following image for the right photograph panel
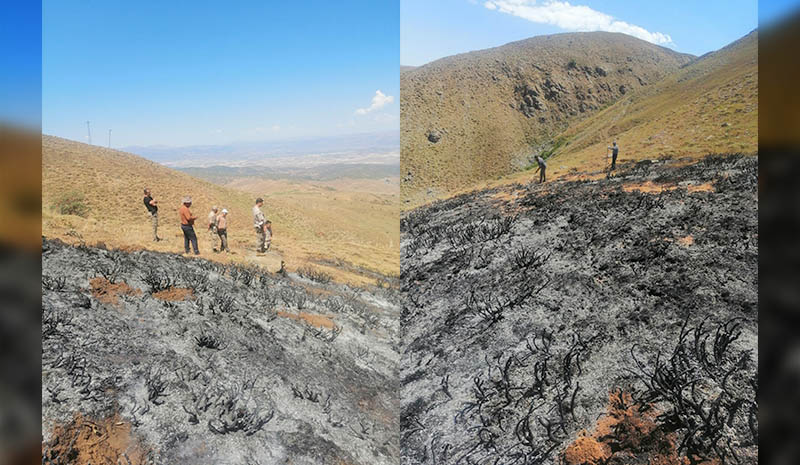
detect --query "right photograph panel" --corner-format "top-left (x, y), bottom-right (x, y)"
top-left (400, 1), bottom-right (758, 464)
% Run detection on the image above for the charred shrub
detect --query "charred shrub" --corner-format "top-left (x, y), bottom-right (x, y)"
top-left (209, 290), bottom-right (235, 314)
top-left (181, 269), bottom-right (210, 293)
top-left (146, 368), bottom-right (169, 405)
top-left (297, 265), bottom-right (333, 284)
top-left (228, 264), bottom-right (257, 286)
top-left (93, 260), bottom-right (128, 284)
top-left (42, 275), bottom-right (67, 291)
top-left (629, 317), bottom-right (756, 464)
top-left (207, 386), bottom-right (274, 436)
top-left (195, 331), bottom-right (223, 350)
top-left (141, 267), bottom-right (174, 293)
top-left (42, 308), bottom-right (71, 339)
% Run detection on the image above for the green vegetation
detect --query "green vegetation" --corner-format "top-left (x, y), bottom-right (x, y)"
top-left (53, 190), bottom-right (90, 217)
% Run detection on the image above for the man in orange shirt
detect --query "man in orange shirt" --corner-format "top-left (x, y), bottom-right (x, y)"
top-left (179, 196), bottom-right (200, 255)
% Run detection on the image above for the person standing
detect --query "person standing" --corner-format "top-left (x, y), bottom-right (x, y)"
top-left (179, 196), bottom-right (199, 255)
top-left (607, 140), bottom-right (620, 171)
top-left (252, 197), bottom-right (272, 253)
top-left (143, 188), bottom-right (161, 241)
top-left (207, 206), bottom-right (219, 251)
top-left (534, 155), bottom-right (547, 183)
top-left (216, 208), bottom-right (229, 253)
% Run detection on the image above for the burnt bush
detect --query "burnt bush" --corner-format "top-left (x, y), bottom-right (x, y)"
top-left (141, 267), bottom-right (174, 293)
top-left (628, 317), bottom-right (757, 464)
top-left (297, 265), bottom-right (333, 284)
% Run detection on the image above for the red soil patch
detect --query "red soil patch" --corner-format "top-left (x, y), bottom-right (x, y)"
top-left (152, 287), bottom-right (194, 301)
top-left (42, 413), bottom-right (151, 464)
top-left (687, 182), bottom-right (714, 193)
top-left (621, 181), bottom-right (714, 194)
top-left (561, 390), bottom-right (718, 465)
top-left (89, 277), bottom-right (141, 306)
top-left (563, 436), bottom-right (611, 465)
top-left (277, 310), bottom-right (335, 329)
top-left (676, 235), bottom-right (694, 247)
top-left (622, 181), bottom-right (674, 193)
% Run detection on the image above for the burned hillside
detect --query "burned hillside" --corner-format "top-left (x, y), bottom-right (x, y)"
top-left (400, 154), bottom-right (757, 464)
top-left (42, 239), bottom-right (400, 464)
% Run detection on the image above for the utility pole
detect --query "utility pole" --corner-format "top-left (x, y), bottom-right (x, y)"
top-left (86, 121), bottom-right (92, 144)
top-left (108, 129), bottom-right (112, 148)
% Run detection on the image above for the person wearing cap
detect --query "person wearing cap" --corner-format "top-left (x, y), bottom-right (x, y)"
top-left (143, 188), bottom-right (161, 242)
top-left (207, 206), bottom-right (219, 251)
top-left (179, 196), bottom-right (200, 255)
top-left (216, 208), bottom-right (229, 253)
top-left (252, 197), bottom-right (272, 253)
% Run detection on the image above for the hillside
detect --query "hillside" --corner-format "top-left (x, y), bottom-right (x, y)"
top-left (539, 30), bottom-right (758, 179)
top-left (401, 154), bottom-right (757, 465)
top-left (42, 239), bottom-right (399, 464)
top-left (400, 31), bottom-right (694, 204)
top-left (42, 135), bottom-right (398, 284)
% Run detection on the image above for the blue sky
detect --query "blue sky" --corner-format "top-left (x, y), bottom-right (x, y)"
top-left (0, 2), bottom-right (41, 129)
top-left (402, 0), bottom-right (761, 66)
top-left (43, 1), bottom-right (399, 147)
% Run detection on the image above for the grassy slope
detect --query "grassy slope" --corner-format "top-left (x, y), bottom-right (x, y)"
top-left (540, 30), bottom-right (758, 178)
top-left (401, 31), bottom-right (694, 205)
top-left (42, 135), bottom-right (398, 283)
top-left (223, 177), bottom-right (399, 279)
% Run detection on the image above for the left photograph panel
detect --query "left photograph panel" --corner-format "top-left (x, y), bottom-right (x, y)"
top-left (41, 1), bottom-right (400, 464)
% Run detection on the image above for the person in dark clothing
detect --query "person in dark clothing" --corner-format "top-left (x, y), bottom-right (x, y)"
top-left (143, 188), bottom-right (161, 241)
top-left (179, 196), bottom-right (199, 255)
top-left (608, 140), bottom-right (619, 170)
top-left (534, 155), bottom-right (547, 183)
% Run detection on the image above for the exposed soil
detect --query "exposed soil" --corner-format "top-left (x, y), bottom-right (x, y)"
top-left (88, 277), bottom-right (141, 306)
top-left (562, 391), bottom-right (683, 465)
top-left (621, 180), bottom-right (715, 193)
top-left (152, 286), bottom-right (194, 301)
top-left (42, 238), bottom-right (400, 464)
top-left (42, 413), bottom-right (150, 465)
top-left (400, 154), bottom-right (757, 465)
top-left (277, 310), bottom-right (337, 329)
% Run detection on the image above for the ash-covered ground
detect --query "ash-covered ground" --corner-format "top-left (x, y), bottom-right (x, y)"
top-left (42, 239), bottom-right (399, 464)
top-left (400, 154), bottom-right (757, 465)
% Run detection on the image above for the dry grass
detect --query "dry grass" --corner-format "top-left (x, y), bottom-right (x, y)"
top-left (545, 30), bottom-right (758, 180)
top-left (42, 135), bottom-right (398, 285)
top-left (223, 176), bottom-right (399, 280)
top-left (401, 31), bottom-right (694, 205)
top-left (152, 287), bottom-right (194, 301)
top-left (277, 310), bottom-right (336, 329)
top-left (403, 31), bottom-right (757, 211)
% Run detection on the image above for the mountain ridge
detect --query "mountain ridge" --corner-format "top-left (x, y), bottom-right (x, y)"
top-left (401, 31), bottom-right (695, 204)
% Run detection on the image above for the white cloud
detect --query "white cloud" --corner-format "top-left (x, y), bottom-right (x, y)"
top-left (483, 0), bottom-right (672, 45)
top-left (253, 125), bottom-right (282, 133)
top-left (355, 90), bottom-right (395, 115)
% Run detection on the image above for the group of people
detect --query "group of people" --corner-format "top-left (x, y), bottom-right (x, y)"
top-left (531, 140), bottom-right (620, 184)
top-left (142, 188), bottom-right (272, 255)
